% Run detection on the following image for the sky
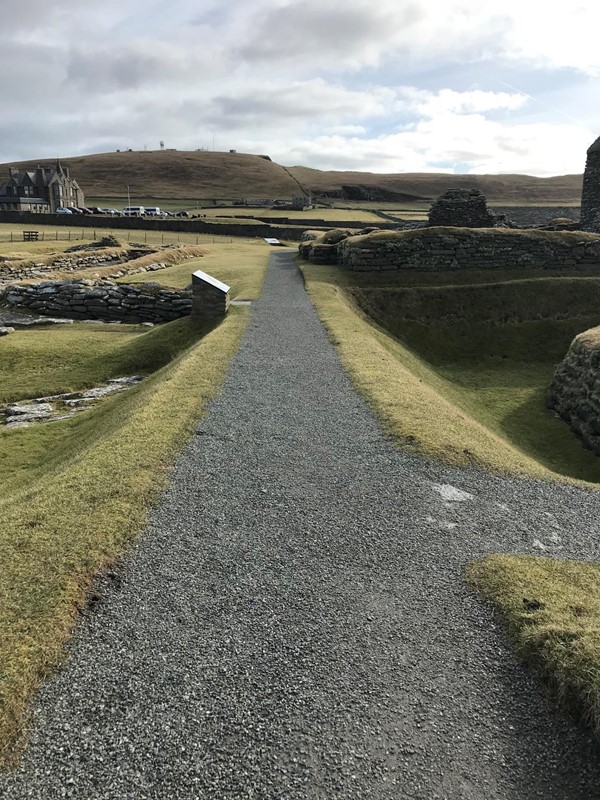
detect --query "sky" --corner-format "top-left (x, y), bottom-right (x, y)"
top-left (2, 0), bottom-right (600, 176)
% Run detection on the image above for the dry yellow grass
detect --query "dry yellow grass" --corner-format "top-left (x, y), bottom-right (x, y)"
top-left (122, 241), bottom-right (269, 300)
top-left (468, 555), bottom-right (600, 731)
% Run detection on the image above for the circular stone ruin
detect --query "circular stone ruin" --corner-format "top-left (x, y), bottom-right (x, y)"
top-left (581, 135), bottom-right (600, 233)
top-left (547, 325), bottom-right (600, 453)
top-left (428, 188), bottom-right (498, 228)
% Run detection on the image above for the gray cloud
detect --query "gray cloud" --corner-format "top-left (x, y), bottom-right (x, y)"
top-left (236, 1), bottom-right (423, 66)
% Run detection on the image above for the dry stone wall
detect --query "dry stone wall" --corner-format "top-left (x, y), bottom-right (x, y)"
top-left (547, 328), bottom-right (600, 454)
top-left (428, 189), bottom-right (498, 228)
top-left (325, 228), bottom-right (600, 272)
top-left (581, 137), bottom-right (600, 233)
top-left (2, 280), bottom-right (191, 324)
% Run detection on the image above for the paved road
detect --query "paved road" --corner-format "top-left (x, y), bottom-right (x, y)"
top-left (3, 251), bottom-right (600, 798)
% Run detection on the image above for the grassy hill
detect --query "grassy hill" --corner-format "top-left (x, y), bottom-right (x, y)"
top-left (0, 150), bottom-right (583, 205)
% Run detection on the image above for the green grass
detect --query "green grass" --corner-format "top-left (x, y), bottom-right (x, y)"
top-left (468, 556), bottom-right (600, 731)
top-left (301, 261), bottom-right (600, 482)
top-left (120, 239), bottom-right (270, 300)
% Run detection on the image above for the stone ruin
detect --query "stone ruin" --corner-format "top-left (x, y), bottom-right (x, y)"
top-left (581, 135), bottom-right (600, 232)
top-left (428, 188), bottom-right (498, 228)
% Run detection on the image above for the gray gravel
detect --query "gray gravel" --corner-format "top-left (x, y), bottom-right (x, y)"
top-left (3, 250), bottom-right (600, 798)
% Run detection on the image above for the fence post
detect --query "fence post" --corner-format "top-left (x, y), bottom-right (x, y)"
top-left (56, 231), bottom-right (58, 240)
top-left (68, 231), bottom-right (71, 241)
top-left (10, 232), bottom-right (13, 243)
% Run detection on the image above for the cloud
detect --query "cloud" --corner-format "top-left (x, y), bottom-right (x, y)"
top-left (409, 89), bottom-right (527, 118)
top-left (281, 115), bottom-right (592, 176)
top-left (0, 1), bottom-right (597, 176)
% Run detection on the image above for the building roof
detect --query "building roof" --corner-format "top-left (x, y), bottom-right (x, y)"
top-left (0, 195), bottom-right (49, 204)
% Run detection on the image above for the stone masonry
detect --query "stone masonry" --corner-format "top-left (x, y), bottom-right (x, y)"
top-left (191, 270), bottom-right (230, 320)
top-left (2, 280), bottom-right (191, 324)
top-left (428, 189), bottom-right (498, 228)
top-left (299, 228), bottom-right (600, 272)
top-left (581, 136), bottom-right (600, 232)
top-left (547, 326), bottom-right (600, 454)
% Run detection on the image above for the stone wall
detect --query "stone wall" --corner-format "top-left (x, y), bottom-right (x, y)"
top-left (581, 136), bottom-right (600, 232)
top-left (0, 211), bottom-right (308, 242)
top-left (547, 327), bottom-right (600, 454)
top-left (494, 206), bottom-right (580, 228)
top-left (2, 280), bottom-right (191, 324)
top-left (428, 189), bottom-right (498, 228)
top-left (315, 228), bottom-right (600, 272)
top-left (191, 272), bottom-right (229, 319)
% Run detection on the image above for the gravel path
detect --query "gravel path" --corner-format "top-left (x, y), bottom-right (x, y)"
top-left (3, 250), bottom-right (600, 798)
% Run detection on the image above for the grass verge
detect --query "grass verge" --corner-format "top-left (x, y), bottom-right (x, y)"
top-left (300, 261), bottom-right (600, 483)
top-left (120, 239), bottom-right (269, 299)
top-left (467, 555), bottom-right (600, 731)
top-left (0, 310), bottom-right (249, 765)
top-left (300, 257), bottom-right (600, 734)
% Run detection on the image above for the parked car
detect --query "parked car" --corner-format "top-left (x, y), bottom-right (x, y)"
top-left (56, 207), bottom-right (73, 215)
top-left (69, 207), bottom-right (83, 214)
top-left (89, 207), bottom-right (105, 215)
top-left (122, 206), bottom-right (145, 217)
top-left (144, 206), bottom-right (161, 216)
top-left (76, 207), bottom-right (93, 215)
top-left (102, 208), bottom-right (123, 216)
top-left (175, 210), bottom-right (189, 217)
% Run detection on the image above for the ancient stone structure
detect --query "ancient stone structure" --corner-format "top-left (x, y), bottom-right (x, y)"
top-left (581, 136), bottom-right (600, 232)
top-left (547, 326), bottom-right (600, 454)
top-left (299, 228), bottom-right (600, 272)
top-left (428, 189), bottom-right (497, 228)
top-left (191, 270), bottom-right (230, 319)
top-left (2, 280), bottom-right (191, 324)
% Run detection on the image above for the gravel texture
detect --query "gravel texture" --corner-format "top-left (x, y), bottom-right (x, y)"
top-left (3, 250), bottom-right (600, 798)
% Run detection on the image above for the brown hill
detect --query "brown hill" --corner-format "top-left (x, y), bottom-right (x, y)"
top-left (0, 150), bottom-right (583, 204)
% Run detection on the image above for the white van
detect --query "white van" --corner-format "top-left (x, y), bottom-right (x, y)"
top-left (122, 206), bottom-right (145, 216)
top-left (144, 206), bottom-right (161, 216)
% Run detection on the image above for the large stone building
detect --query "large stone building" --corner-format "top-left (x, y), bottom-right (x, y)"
top-left (581, 136), bottom-right (600, 232)
top-left (0, 161), bottom-right (85, 213)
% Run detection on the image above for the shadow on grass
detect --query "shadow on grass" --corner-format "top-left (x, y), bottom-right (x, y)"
top-left (497, 389), bottom-right (600, 484)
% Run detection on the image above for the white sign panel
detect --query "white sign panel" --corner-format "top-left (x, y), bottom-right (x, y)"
top-left (192, 270), bottom-right (230, 294)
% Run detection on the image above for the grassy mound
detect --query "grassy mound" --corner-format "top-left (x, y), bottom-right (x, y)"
top-left (468, 556), bottom-right (600, 731)
top-left (301, 261), bottom-right (600, 482)
top-left (120, 239), bottom-right (269, 300)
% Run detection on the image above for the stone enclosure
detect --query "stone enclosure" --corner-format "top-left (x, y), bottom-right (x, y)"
top-left (581, 136), bottom-right (600, 233)
top-left (3, 280), bottom-right (192, 324)
top-left (299, 227), bottom-right (600, 272)
top-left (548, 327), bottom-right (600, 454)
top-left (427, 188), bottom-right (500, 228)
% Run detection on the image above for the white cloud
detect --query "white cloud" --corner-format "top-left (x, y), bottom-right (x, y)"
top-left (0, 1), bottom-right (598, 175)
top-left (409, 89), bottom-right (527, 118)
top-left (279, 115), bottom-right (593, 176)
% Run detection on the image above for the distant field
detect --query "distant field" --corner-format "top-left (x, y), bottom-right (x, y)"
top-left (0, 223), bottom-right (262, 249)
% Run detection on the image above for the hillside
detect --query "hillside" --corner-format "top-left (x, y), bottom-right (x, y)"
top-left (0, 150), bottom-right (583, 204)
